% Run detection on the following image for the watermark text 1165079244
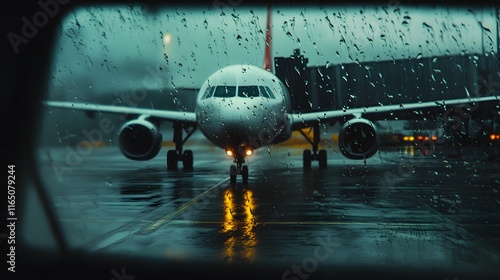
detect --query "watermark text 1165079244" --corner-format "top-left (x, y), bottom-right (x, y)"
top-left (7, 165), bottom-right (17, 273)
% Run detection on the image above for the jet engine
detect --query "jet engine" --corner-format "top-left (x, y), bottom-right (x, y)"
top-left (118, 119), bottom-right (162, 161)
top-left (338, 118), bottom-right (379, 160)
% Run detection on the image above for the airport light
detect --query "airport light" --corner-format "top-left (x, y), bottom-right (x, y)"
top-left (163, 33), bottom-right (172, 46)
top-left (403, 136), bottom-right (415, 141)
top-left (490, 134), bottom-right (500, 141)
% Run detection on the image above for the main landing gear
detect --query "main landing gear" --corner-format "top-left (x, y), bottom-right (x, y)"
top-left (299, 123), bottom-right (327, 169)
top-left (166, 122), bottom-right (197, 171)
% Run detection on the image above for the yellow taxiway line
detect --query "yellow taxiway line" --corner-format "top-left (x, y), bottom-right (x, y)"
top-left (135, 177), bottom-right (229, 235)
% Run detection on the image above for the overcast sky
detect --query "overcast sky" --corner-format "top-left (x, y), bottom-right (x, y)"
top-left (48, 3), bottom-right (498, 97)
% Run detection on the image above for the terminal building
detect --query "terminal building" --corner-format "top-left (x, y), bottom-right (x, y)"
top-left (275, 48), bottom-right (499, 114)
top-left (274, 48), bottom-right (500, 151)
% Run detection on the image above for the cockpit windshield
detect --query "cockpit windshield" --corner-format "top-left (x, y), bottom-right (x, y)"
top-left (238, 85), bottom-right (260, 98)
top-left (239, 85), bottom-right (276, 99)
top-left (258, 85), bottom-right (276, 99)
top-left (204, 85), bottom-right (277, 99)
top-left (202, 86), bottom-right (215, 99)
top-left (213, 86), bottom-right (236, 98)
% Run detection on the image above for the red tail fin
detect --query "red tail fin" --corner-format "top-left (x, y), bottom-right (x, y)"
top-left (262, 5), bottom-right (272, 72)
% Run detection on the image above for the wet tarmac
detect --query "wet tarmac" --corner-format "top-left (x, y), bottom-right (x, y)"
top-left (32, 138), bottom-right (500, 279)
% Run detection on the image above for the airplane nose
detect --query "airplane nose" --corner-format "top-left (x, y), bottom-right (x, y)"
top-left (196, 98), bottom-right (284, 148)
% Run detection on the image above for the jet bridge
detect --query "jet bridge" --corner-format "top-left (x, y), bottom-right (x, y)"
top-left (274, 48), bottom-right (499, 117)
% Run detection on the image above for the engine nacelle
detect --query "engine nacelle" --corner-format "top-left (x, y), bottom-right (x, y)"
top-left (338, 118), bottom-right (379, 160)
top-left (118, 119), bottom-right (162, 161)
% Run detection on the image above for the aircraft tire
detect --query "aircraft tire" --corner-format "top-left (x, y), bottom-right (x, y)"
top-left (303, 150), bottom-right (312, 169)
top-left (318, 149), bottom-right (327, 168)
top-left (242, 165), bottom-right (249, 185)
top-left (230, 165), bottom-right (237, 185)
top-left (167, 150), bottom-right (177, 170)
top-left (183, 150), bottom-right (194, 170)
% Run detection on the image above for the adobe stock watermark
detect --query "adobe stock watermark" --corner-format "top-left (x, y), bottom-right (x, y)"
top-left (6, 0), bottom-right (243, 54)
top-left (7, 0), bottom-right (71, 54)
top-left (282, 234), bottom-right (341, 280)
top-left (50, 64), bottom-right (167, 182)
top-left (110, 267), bottom-right (135, 280)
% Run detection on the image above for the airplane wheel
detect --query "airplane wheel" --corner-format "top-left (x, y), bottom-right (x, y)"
top-left (303, 150), bottom-right (312, 169)
top-left (230, 165), bottom-right (237, 185)
top-left (167, 150), bottom-right (177, 170)
top-left (241, 165), bottom-right (249, 185)
top-left (183, 150), bottom-right (193, 170)
top-left (318, 149), bottom-right (327, 168)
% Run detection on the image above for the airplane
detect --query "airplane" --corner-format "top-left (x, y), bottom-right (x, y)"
top-left (44, 5), bottom-right (500, 184)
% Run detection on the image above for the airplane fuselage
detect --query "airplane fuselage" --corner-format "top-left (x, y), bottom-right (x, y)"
top-left (195, 64), bottom-right (293, 155)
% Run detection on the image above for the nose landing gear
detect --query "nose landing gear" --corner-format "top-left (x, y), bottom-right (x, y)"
top-left (230, 163), bottom-right (248, 185)
top-left (228, 144), bottom-right (251, 185)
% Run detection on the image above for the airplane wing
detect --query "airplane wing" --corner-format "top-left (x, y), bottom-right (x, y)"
top-left (44, 100), bottom-right (197, 124)
top-left (289, 95), bottom-right (500, 130)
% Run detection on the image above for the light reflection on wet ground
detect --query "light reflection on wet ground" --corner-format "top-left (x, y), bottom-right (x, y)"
top-left (35, 143), bottom-right (500, 277)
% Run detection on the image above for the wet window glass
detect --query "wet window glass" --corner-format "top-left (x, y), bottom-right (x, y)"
top-left (238, 85), bottom-right (260, 98)
top-left (259, 85), bottom-right (276, 99)
top-left (213, 85), bottom-right (236, 98)
top-left (202, 86), bottom-right (215, 99)
top-left (18, 2), bottom-right (500, 280)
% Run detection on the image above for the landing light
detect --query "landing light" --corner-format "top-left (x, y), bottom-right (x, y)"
top-left (226, 148), bottom-right (253, 157)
